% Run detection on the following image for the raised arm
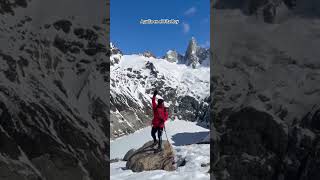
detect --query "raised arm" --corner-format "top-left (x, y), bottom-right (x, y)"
top-left (152, 96), bottom-right (157, 110)
top-left (152, 90), bottom-right (158, 110)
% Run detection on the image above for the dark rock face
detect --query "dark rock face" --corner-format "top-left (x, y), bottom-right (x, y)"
top-left (162, 37), bottom-right (209, 67)
top-left (125, 140), bottom-right (176, 172)
top-left (0, 0), bottom-right (29, 15)
top-left (142, 51), bottom-right (156, 58)
top-left (216, 107), bottom-right (288, 179)
top-left (212, 2), bottom-right (320, 179)
top-left (53, 20), bottom-right (72, 33)
top-left (145, 61), bottom-right (158, 77)
top-left (223, 107), bottom-right (288, 156)
top-left (184, 37), bottom-right (200, 67)
top-left (213, 107), bottom-right (320, 180)
top-left (214, 0), bottom-right (320, 23)
top-left (177, 95), bottom-right (210, 123)
top-left (182, 37), bottom-right (210, 68)
top-left (0, 2), bottom-right (109, 179)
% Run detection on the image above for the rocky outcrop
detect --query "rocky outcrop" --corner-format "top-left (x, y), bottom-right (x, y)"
top-left (110, 43), bottom-right (122, 65)
top-left (125, 141), bottom-right (176, 172)
top-left (164, 50), bottom-right (183, 63)
top-left (142, 51), bottom-right (156, 58)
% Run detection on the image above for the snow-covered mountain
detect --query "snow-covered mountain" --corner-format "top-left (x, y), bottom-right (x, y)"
top-left (110, 39), bottom-right (210, 139)
top-left (212, 2), bottom-right (320, 180)
top-left (0, 0), bottom-right (108, 179)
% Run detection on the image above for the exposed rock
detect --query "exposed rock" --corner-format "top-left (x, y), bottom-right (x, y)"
top-left (123, 149), bottom-right (136, 161)
top-left (164, 50), bottom-right (183, 63)
top-left (110, 43), bottom-right (122, 65)
top-left (183, 37), bottom-right (210, 68)
top-left (126, 140), bottom-right (176, 172)
top-left (53, 20), bottom-right (72, 33)
top-left (142, 51), bottom-right (156, 58)
top-left (184, 37), bottom-right (200, 68)
top-left (145, 61), bottom-right (158, 77)
top-left (176, 156), bottom-right (187, 167)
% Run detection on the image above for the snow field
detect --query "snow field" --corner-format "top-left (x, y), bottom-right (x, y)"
top-left (110, 119), bottom-right (210, 180)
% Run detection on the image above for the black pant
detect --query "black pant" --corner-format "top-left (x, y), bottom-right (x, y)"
top-left (151, 127), bottom-right (163, 148)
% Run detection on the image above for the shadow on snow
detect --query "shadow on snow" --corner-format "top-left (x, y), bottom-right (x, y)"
top-left (171, 131), bottom-right (209, 146)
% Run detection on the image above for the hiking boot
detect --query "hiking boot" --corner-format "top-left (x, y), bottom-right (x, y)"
top-left (154, 147), bottom-right (163, 153)
top-left (157, 148), bottom-right (163, 152)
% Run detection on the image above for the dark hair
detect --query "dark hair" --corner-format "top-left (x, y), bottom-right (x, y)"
top-left (157, 99), bottom-right (164, 107)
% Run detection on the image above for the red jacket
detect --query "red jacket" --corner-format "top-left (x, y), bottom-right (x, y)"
top-left (152, 96), bottom-right (168, 128)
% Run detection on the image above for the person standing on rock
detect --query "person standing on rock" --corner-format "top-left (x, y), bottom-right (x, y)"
top-left (151, 90), bottom-right (169, 150)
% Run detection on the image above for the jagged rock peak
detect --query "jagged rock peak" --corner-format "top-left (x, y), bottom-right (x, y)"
top-left (187, 36), bottom-right (198, 54)
top-left (184, 37), bottom-right (200, 68)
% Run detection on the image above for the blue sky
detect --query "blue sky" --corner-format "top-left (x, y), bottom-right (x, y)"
top-left (111, 0), bottom-right (210, 57)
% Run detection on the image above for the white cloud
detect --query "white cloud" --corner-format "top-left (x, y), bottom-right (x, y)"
top-left (201, 17), bottom-right (209, 24)
top-left (184, 7), bottom-right (197, 16)
top-left (201, 40), bottom-right (210, 48)
top-left (182, 23), bottom-right (190, 33)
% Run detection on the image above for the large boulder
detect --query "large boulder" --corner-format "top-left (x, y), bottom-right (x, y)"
top-left (126, 140), bottom-right (176, 172)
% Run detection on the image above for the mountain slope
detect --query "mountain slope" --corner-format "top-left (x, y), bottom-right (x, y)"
top-left (110, 51), bottom-right (210, 139)
top-left (0, 0), bottom-right (109, 179)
